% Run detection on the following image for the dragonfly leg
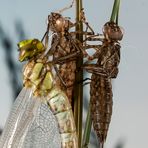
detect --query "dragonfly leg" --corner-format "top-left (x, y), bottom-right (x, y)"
top-left (109, 67), bottom-right (119, 78)
top-left (83, 64), bottom-right (109, 77)
top-left (63, 77), bottom-right (91, 88)
top-left (53, 64), bottom-right (67, 88)
top-left (53, 51), bottom-right (80, 64)
top-left (84, 34), bottom-right (104, 42)
top-left (77, 78), bottom-right (91, 86)
top-left (71, 39), bottom-right (89, 58)
top-left (83, 63), bottom-right (119, 79)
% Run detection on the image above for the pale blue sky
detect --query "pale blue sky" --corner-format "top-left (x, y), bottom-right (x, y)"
top-left (0, 0), bottom-right (148, 148)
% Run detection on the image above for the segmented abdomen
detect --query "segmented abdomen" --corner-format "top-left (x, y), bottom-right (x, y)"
top-left (90, 74), bottom-right (113, 144)
top-left (52, 35), bottom-right (77, 102)
top-left (47, 87), bottom-right (78, 148)
top-left (57, 61), bottom-right (76, 102)
top-left (23, 60), bottom-right (78, 148)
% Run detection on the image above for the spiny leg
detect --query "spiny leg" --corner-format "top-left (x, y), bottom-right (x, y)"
top-left (53, 64), bottom-right (67, 88)
top-left (83, 64), bottom-right (109, 77)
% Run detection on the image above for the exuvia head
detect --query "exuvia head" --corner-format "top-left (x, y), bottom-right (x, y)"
top-left (48, 12), bottom-right (72, 32)
top-left (103, 22), bottom-right (124, 41)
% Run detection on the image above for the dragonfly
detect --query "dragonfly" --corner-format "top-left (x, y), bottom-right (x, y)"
top-left (0, 38), bottom-right (78, 148)
top-left (83, 21), bottom-right (123, 148)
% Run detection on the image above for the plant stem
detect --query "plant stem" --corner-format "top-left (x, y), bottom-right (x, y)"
top-left (110, 0), bottom-right (120, 23)
top-left (82, 103), bottom-right (92, 148)
top-left (73, 0), bottom-right (83, 147)
top-left (116, 1), bottom-right (120, 25)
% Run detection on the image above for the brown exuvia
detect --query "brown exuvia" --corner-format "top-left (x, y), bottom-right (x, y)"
top-left (46, 12), bottom-right (87, 102)
top-left (83, 21), bottom-right (123, 147)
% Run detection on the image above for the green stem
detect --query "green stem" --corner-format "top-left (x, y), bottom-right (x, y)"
top-left (73, 0), bottom-right (83, 147)
top-left (82, 103), bottom-right (92, 148)
top-left (110, 0), bottom-right (120, 23)
top-left (116, 1), bottom-right (120, 25)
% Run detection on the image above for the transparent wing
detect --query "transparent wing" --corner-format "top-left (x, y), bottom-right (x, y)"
top-left (0, 88), bottom-right (61, 148)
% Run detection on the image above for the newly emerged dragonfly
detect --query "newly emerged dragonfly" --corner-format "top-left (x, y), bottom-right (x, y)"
top-left (83, 22), bottom-right (123, 148)
top-left (0, 39), bottom-right (78, 148)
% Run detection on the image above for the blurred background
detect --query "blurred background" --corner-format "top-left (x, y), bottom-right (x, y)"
top-left (0, 0), bottom-right (148, 148)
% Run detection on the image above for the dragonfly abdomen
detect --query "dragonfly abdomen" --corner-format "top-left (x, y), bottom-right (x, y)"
top-left (47, 87), bottom-right (78, 148)
top-left (52, 35), bottom-right (77, 102)
top-left (90, 74), bottom-right (113, 144)
top-left (56, 61), bottom-right (76, 102)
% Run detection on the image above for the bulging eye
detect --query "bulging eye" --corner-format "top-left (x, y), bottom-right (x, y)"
top-left (55, 18), bottom-right (65, 30)
top-left (103, 22), bottom-right (124, 41)
top-left (32, 40), bottom-right (37, 45)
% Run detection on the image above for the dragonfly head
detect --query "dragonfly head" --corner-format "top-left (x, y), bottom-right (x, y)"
top-left (103, 22), bottom-right (124, 41)
top-left (18, 39), bottom-right (45, 62)
top-left (48, 12), bottom-right (72, 33)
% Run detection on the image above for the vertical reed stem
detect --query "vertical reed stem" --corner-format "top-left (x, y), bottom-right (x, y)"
top-left (110, 0), bottom-right (120, 23)
top-left (82, 103), bottom-right (92, 148)
top-left (73, 0), bottom-right (83, 147)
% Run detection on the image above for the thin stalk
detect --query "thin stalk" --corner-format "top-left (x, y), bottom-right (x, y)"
top-left (82, 103), bottom-right (92, 148)
top-left (73, 0), bottom-right (83, 147)
top-left (116, 1), bottom-right (120, 25)
top-left (110, 0), bottom-right (120, 23)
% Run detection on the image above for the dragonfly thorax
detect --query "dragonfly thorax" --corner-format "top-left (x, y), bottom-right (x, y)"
top-left (23, 59), bottom-right (54, 97)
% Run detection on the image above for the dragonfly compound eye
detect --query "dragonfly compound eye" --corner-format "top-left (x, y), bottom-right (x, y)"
top-left (103, 22), bottom-right (123, 41)
top-left (18, 39), bottom-right (45, 62)
top-left (48, 12), bottom-right (67, 32)
top-left (55, 17), bottom-right (66, 31)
